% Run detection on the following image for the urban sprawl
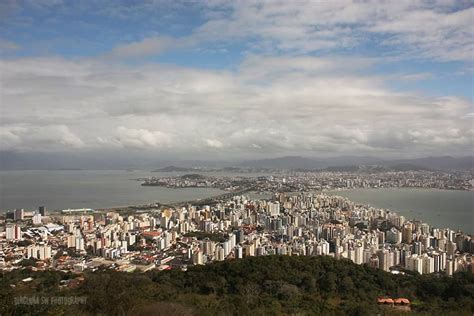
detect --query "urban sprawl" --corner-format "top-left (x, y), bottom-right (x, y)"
top-left (1, 171), bottom-right (473, 279)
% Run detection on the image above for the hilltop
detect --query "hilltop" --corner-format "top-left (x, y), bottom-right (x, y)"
top-left (2, 256), bottom-right (473, 315)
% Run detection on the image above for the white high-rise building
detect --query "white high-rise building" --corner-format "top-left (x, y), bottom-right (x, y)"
top-left (235, 245), bottom-right (243, 259)
top-left (422, 255), bottom-right (434, 274)
top-left (6, 225), bottom-right (14, 240)
top-left (192, 250), bottom-right (204, 265)
top-left (222, 240), bottom-right (230, 257)
top-left (215, 246), bottom-right (225, 261)
top-left (27, 244), bottom-right (52, 260)
top-left (267, 202), bottom-right (280, 217)
top-left (229, 233), bottom-right (236, 249)
top-left (348, 248), bottom-right (356, 263)
top-left (406, 254), bottom-right (423, 274)
top-left (320, 239), bottom-right (330, 255)
top-left (446, 259), bottom-right (454, 276)
top-left (67, 235), bottom-right (76, 248)
top-left (75, 237), bottom-right (85, 251)
top-left (32, 213), bottom-right (42, 225)
top-left (363, 248), bottom-right (373, 264)
top-left (6, 225), bottom-right (22, 241)
top-left (354, 244), bottom-right (364, 264)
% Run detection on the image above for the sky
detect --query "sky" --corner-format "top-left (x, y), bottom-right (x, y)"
top-left (0, 0), bottom-right (473, 161)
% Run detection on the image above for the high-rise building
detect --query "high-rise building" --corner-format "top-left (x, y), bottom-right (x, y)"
top-left (267, 202), bottom-right (280, 217)
top-left (222, 240), bottom-right (230, 257)
top-left (39, 206), bottom-right (46, 216)
top-left (14, 208), bottom-right (24, 221)
top-left (235, 245), bottom-right (243, 259)
top-left (215, 246), bottom-right (225, 261)
top-left (235, 229), bottom-right (245, 244)
top-left (32, 213), bottom-right (42, 225)
top-left (363, 248), bottom-right (373, 264)
top-left (446, 259), bottom-right (454, 276)
top-left (27, 244), bottom-right (52, 260)
top-left (446, 241), bottom-right (457, 256)
top-left (202, 239), bottom-right (214, 255)
top-left (5, 225), bottom-right (14, 240)
top-left (378, 231), bottom-right (385, 245)
top-left (402, 224), bottom-right (413, 244)
top-left (422, 255), bottom-right (434, 274)
top-left (354, 244), bottom-right (364, 264)
top-left (192, 250), bottom-right (204, 265)
top-left (413, 241), bottom-right (423, 255)
top-left (6, 225), bottom-right (22, 240)
top-left (386, 227), bottom-right (402, 244)
top-left (406, 254), bottom-right (423, 274)
top-left (378, 249), bottom-right (390, 271)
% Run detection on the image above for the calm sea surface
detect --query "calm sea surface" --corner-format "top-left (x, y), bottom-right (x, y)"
top-left (0, 170), bottom-right (228, 211)
top-left (327, 188), bottom-right (473, 234)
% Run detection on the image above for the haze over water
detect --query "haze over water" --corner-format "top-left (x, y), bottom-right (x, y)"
top-left (328, 188), bottom-right (474, 234)
top-left (0, 170), bottom-right (226, 211)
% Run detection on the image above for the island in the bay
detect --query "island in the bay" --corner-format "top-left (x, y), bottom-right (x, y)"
top-left (139, 167), bottom-right (473, 191)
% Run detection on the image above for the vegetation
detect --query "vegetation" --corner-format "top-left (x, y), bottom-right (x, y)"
top-left (180, 174), bottom-right (206, 180)
top-left (182, 231), bottom-right (227, 243)
top-left (17, 258), bottom-right (38, 267)
top-left (1, 256), bottom-right (473, 315)
top-left (16, 240), bottom-right (33, 247)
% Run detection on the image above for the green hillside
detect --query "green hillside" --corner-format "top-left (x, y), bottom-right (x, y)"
top-left (1, 255), bottom-right (473, 315)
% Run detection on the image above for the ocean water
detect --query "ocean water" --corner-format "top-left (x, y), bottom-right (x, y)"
top-left (327, 188), bottom-right (474, 234)
top-left (0, 170), bottom-right (226, 211)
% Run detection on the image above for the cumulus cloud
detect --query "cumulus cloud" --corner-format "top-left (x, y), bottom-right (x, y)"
top-left (205, 139), bottom-right (224, 149)
top-left (0, 125), bottom-right (84, 151)
top-left (1, 54), bottom-right (471, 157)
top-left (115, 126), bottom-right (172, 149)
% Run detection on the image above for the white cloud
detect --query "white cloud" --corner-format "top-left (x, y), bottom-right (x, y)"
top-left (399, 72), bottom-right (434, 81)
top-left (0, 125), bottom-right (84, 151)
top-left (205, 139), bottom-right (224, 148)
top-left (110, 1), bottom-right (473, 63)
top-left (115, 126), bottom-right (172, 149)
top-left (0, 55), bottom-right (472, 156)
top-left (1, 1), bottom-right (471, 159)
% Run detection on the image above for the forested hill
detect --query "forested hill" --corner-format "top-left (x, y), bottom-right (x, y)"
top-left (2, 255), bottom-right (473, 315)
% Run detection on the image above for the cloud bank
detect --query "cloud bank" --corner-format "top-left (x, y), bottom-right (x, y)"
top-left (1, 55), bottom-right (472, 157)
top-left (0, 0), bottom-right (473, 158)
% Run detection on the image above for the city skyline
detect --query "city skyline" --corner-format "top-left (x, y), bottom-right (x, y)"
top-left (1, 2), bottom-right (473, 314)
top-left (1, 1), bottom-right (473, 160)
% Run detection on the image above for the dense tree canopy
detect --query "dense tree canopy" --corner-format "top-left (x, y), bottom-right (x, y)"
top-left (1, 255), bottom-right (473, 315)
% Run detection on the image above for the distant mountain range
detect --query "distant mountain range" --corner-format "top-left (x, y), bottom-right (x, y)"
top-left (152, 166), bottom-right (198, 172)
top-left (385, 156), bottom-right (474, 170)
top-left (238, 155), bottom-right (474, 171)
top-left (0, 151), bottom-right (472, 171)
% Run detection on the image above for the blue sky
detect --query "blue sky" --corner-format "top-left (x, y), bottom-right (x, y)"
top-left (0, 1), bottom-right (473, 158)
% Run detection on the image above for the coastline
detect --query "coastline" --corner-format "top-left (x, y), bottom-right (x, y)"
top-left (31, 188), bottom-right (472, 236)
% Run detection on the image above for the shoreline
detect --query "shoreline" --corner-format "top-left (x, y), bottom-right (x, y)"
top-left (37, 188), bottom-right (473, 235)
top-left (1, 186), bottom-right (472, 213)
top-left (1, 188), bottom-right (472, 234)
